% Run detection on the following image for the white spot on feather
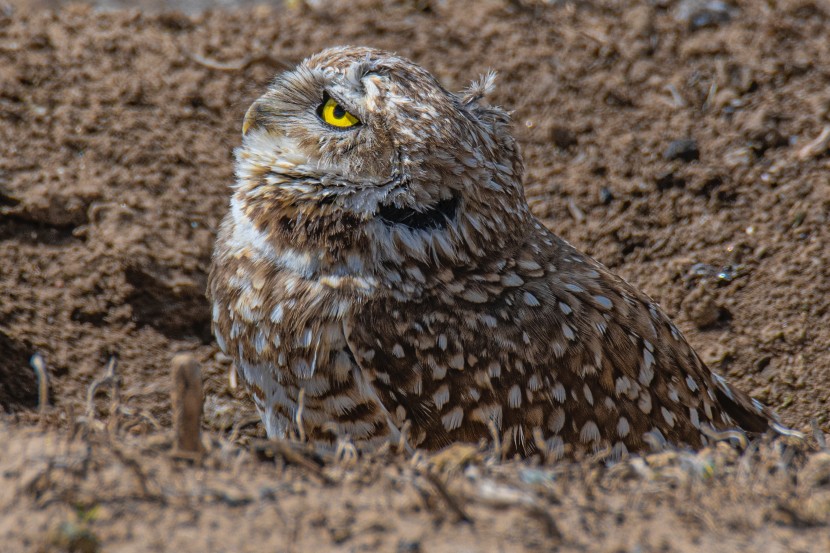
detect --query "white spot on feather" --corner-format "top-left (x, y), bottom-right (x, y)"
top-left (564, 283), bottom-right (585, 294)
top-left (617, 417), bottom-right (630, 438)
top-left (545, 436), bottom-right (565, 461)
top-left (508, 384), bottom-right (522, 408)
top-left (501, 273), bottom-right (524, 287)
top-left (462, 288), bottom-right (488, 303)
top-left (523, 291), bottom-right (541, 307)
top-left (661, 406), bottom-right (676, 427)
top-left (615, 376), bottom-right (632, 396)
top-left (639, 349), bottom-right (655, 385)
top-left (517, 259), bottom-right (542, 272)
top-left (552, 382), bottom-right (566, 403)
top-left (441, 406), bottom-right (464, 431)
top-left (472, 403), bottom-right (503, 429)
top-left (254, 330), bottom-right (267, 355)
top-left (594, 295), bottom-right (613, 310)
top-left (690, 407), bottom-right (700, 429)
top-left (528, 374), bottom-right (543, 391)
top-left (638, 392), bottom-right (652, 414)
top-left (448, 353), bottom-right (464, 370)
top-left (580, 421), bottom-right (601, 443)
top-left (433, 384), bottom-right (450, 410)
top-left (686, 375), bottom-right (699, 392)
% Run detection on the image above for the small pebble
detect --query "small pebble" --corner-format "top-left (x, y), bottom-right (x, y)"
top-left (599, 186), bottom-right (614, 205)
top-left (663, 138), bottom-right (700, 162)
top-left (675, 0), bottom-right (735, 31)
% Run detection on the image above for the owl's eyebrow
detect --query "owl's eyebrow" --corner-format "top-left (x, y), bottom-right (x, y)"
top-left (322, 83), bottom-right (360, 108)
top-left (318, 90), bottom-right (355, 113)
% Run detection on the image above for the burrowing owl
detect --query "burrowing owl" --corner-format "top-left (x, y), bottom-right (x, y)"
top-left (208, 46), bottom-right (790, 460)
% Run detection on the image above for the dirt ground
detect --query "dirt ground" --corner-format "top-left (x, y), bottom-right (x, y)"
top-left (1, 0), bottom-right (829, 551)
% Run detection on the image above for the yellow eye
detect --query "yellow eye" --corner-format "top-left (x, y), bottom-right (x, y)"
top-left (319, 96), bottom-right (360, 128)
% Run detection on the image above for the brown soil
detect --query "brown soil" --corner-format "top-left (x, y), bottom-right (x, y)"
top-left (1, 0), bottom-right (829, 551)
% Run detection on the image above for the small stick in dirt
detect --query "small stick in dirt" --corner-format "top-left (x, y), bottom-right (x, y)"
top-left (797, 125), bottom-right (830, 160)
top-left (29, 353), bottom-right (49, 413)
top-left (566, 198), bottom-right (585, 224)
top-left (251, 439), bottom-right (335, 485)
top-left (664, 84), bottom-right (687, 108)
top-left (334, 437), bottom-right (358, 467)
top-left (86, 356), bottom-right (121, 425)
top-left (228, 415), bottom-right (262, 443)
top-left (108, 441), bottom-right (164, 502)
top-left (171, 353), bottom-right (205, 458)
top-left (183, 49), bottom-right (289, 72)
top-left (424, 471), bottom-right (474, 524)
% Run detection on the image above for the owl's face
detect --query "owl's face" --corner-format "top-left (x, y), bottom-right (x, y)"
top-left (233, 46), bottom-right (529, 272)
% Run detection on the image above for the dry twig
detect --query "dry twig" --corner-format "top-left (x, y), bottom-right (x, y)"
top-left (182, 49), bottom-right (289, 72)
top-left (423, 471), bottom-right (474, 524)
top-left (29, 352), bottom-right (49, 413)
top-left (107, 441), bottom-right (164, 502)
top-left (797, 125), bottom-right (830, 160)
top-left (251, 439), bottom-right (335, 485)
top-left (170, 353), bottom-right (205, 458)
top-left (86, 356), bottom-right (121, 429)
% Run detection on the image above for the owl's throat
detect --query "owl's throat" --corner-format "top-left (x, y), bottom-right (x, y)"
top-left (377, 195), bottom-right (459, 231)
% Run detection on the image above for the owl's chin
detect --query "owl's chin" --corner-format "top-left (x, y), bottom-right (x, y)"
top-left (376, 195), bottom-right (459, 231)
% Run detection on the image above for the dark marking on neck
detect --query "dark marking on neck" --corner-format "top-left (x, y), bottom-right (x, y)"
top-left (378, 196), bottom-right (459, 231)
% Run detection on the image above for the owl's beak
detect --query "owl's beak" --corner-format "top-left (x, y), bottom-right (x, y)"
top-left (242, 102), bottom-right (258, 136)
top-left (242, 98), bottom-right (273, 136)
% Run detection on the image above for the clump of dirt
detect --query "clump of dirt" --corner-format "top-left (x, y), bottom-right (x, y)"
top-left (1, 0), bottom-right (829, 550)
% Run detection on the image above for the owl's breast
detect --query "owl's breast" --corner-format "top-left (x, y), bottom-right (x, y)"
top-left (207, 216), bottom-right (395, 440)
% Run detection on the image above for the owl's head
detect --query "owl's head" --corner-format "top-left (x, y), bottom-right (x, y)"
top-left (233, 46), bottom-right (531, 274)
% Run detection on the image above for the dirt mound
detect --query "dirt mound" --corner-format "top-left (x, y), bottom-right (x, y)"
top-left (1, 0), bottom-right (829, 550)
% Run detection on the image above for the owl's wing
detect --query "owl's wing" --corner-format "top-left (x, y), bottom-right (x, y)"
top-left (346, 228), bottom-right (779, 458)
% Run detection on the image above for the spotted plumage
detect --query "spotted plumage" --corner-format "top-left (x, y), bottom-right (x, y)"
top-left (207, 46), bottom-right (790, 460)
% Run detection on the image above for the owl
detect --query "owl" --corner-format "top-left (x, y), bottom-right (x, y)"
top-left (207, 46), bottom-right (792, 461)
